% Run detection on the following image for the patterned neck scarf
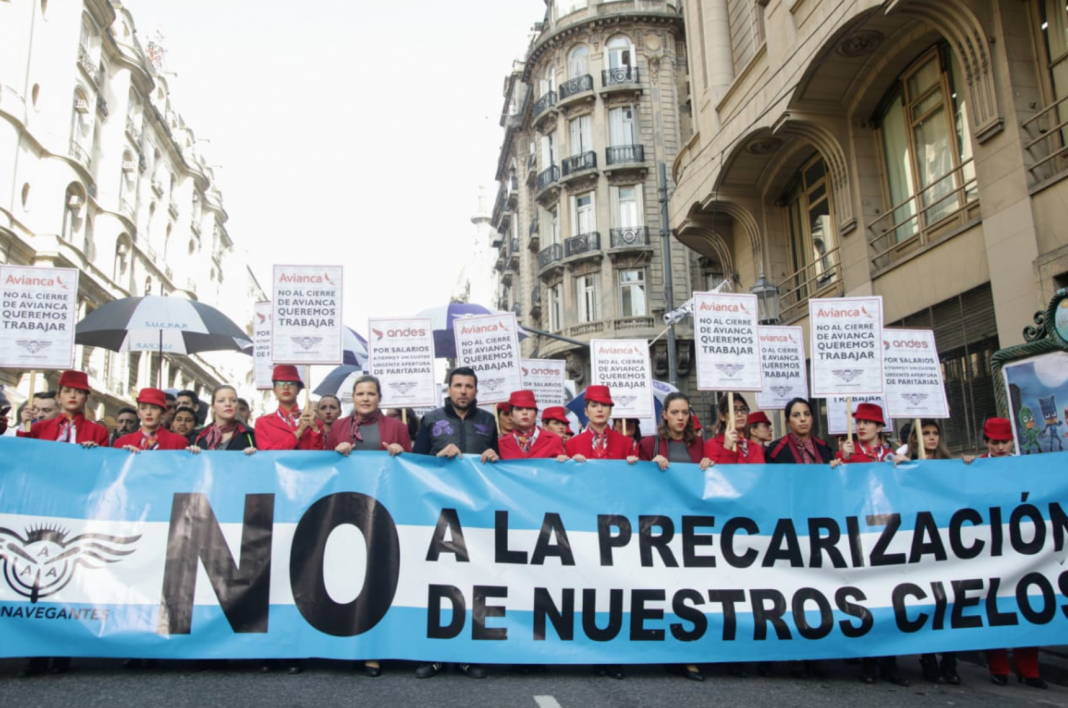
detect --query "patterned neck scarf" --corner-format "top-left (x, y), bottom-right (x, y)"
top-left (55, 415), bottom-right (80, 444)
top-left (140, 428), bottom-right (160, 450)
top-left (858, 441), bottom-right (890, 461)
top-left (512, 426), bottom-right (539, 453)
top-left (348, 409), bottom-right (383, 444)
top-left (203, 421), bottom-right (238, 450)
top-left (789, 433), bottom-right (817, 464)
top-left (589, 427), bottom-right (609, 459)
top-left (276, 405), bottom-right (301, 431)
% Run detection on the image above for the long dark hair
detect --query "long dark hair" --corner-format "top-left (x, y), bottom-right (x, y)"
top-left (714, 392), bottom-right (750, 435)
top-left (657, 392), bottom-right (696, 446)
top-left (908, 419), bottom-right (952, 460)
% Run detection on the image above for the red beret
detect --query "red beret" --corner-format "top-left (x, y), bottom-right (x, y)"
top-left (584, 385), bottom-right (614, 406)
top-left (542, 406), bottom-right (569, 424)
top-left (272, 365), bottom-right (303, 384)
top-left (691, 413), bottom-right (702, 430)
top-left (496, 402), bottom-right (513, 414)
top-left (746, 411), bottom-right (771, 427)
top-left (853, 402), bottom-right (885, 426)
top-left (508, 390), bottom-right (538, 409)
top-left (57, 370), bottom-right (90, 392)
top-left (983, 417), bottom-right (1013, 442)
top-left (135, 388), bottom-right (167, 410)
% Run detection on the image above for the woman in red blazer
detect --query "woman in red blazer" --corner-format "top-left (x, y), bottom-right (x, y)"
top-left (255, 365), bottom-right (321, 451)
top-left (113, 388), bottom-right (190, 451)
top-left (498, 390), bottom-right (567, 460)
top-left (704, 392), bottom-right (765, 464)
top-left (18, 370), bottom-right (109, 447)
top-left (565, 385), bottom-right (638, 463)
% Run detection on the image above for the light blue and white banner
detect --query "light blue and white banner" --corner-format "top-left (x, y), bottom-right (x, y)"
top-left (1, 437), bottom-right (1067, 663)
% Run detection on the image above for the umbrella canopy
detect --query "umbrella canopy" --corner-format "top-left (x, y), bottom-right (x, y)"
top-left (343, 327), bottom-right (370, 368)
top-left (76, 296), bottom-right (252, 356)
top-left (312, 365), bottom-right (365, 397)
top-left (415, 302), bottom-right (528, 359)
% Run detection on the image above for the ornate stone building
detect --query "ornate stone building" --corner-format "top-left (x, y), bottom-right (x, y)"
top-left (0, 0), bottom-right (266, 422)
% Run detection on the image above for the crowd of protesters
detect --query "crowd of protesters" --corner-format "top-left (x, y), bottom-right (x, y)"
top-left (1, 365), bottom-right (1049, 689)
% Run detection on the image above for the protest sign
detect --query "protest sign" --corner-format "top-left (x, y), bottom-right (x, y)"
top-left (756, 326), bottom-right (807, 410)
top-left (0, 266), bottom-right (79, 369)
top-left (368, 318), bottom-right (437, 408)
top-left (694, 292), bottom-right (762, 392)
top-left (590, 339), bottom-right (654, 419)
top-left (521, 359), bottom-right (567, 409)
top-left (2, 437), bottom-right (1067, 664)
top-left (827, 394), bottom-right (892, 436)
top-left (271, 265), bottom-right (343, 365)
top-left (253, 302), bottom-right (273, 390)
top-left (809, 296), bottom-right (884, 397)
top-left (882, 328), bottom-right (950, 419)
top-left (453, 313), bottom-right (523, 404)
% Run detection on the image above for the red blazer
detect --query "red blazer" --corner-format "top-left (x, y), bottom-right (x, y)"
top-left (565, 427), bottom-right (635, 460)
top-left (499, 429), bottom-right (565, 459)
top-left (113, 428), bottom-right (190, 451)
top-left (324, 414), bottom-right (412, 452)
top-left (637, 435), bottom-right (705, 463)
top-left (17, 414), bottom-right (109, 446)
top-left (704, 434), bottom-right (766, 464)
top-left (835, 441), bottom-right (893, 463)
top-left (255, 408), bottom-right (322, 451)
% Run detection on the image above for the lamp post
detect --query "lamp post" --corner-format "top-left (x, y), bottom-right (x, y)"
top-left (751, 267), bottom-right (781, 325)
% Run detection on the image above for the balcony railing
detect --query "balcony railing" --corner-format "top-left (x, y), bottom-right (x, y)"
top-left (77, 45), bottom-right (99, 83)
top-left (866, 157), bottom-right (978, 272)
top-left (610, 226), bottom-right (650, 248)
top-left (606, 144), bottom-right (645, 166)
top-left (533, 91), bottom-right (557, 117)
top-left (779, 245), bottom-right (843, 323)
top-left (561, 151), bottom-right (597, 176)
top-left (538, 243), bottom-right (564, 270)
top-left (614, 316), bottom-right (656, 331)
top-left (69, 140), bottom-right (91, 168)
top-left (602, 66), bottom-right (639, 87)
top-left (568, 322), bottom-right (606, 337)
top-left (168, 203), bottom-right (179, 219)
top-left (1022, 95), bottom-right (1068, 184)
top-left (537, 165), bottom-right (560, 192)
top-left (125, 117), bottom-right (141, 143)
top-left (558, 74), bottom-right (594, 100)
top-left (564, 232), bottom-right (601, 258)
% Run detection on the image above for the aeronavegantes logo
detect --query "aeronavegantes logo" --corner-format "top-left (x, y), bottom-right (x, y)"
top-left (0, 524), bottom-right (141, 603)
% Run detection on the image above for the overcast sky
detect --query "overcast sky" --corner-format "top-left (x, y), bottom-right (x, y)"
top-left (125, 0), bottom-right (544, 334)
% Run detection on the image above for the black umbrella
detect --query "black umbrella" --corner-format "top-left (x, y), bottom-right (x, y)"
top-left (76, 296), bottom-right (252, 387)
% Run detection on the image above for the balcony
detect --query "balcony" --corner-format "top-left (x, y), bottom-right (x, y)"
top-left (605, 144), bottom-right (647, 176)
top-left (568, 321), bottom-right (606, 337)
top-left (151, 178), bottom-right (164, 197)
top-left (609, 226), bottom-right (652, 250)
top-left (600, 66), bottom-right (641, 96)
top-left (1023, 97), bottom-right (1068, 186)
top-left (530, 284), bottom-right (542, 319)
top-left (536, 165), bottom-right (561, 204)
top-left (538, 243), bottom-right (564, 275)
top-left (508, 238), bottom-right (520, 270)
top-left (613, 316), bottom-right (656, 332)
top-left (533, 91), bottom-right (557, 129)
top-left (506, 176), bottom-right (519, 209)
top-left (528, 219), bottom-right (540, 251)
top-left (77, 45), bottom-right (99, 84)
top-left (557, 75), bottom-right (594, 108)
top-left (526, 153), bottom-right (538, 185)
top-left (561, 151), bottom-right (597, 186)
top-left (69, 140), bottom-right (91, 169)
top-left (866, 158), bottom-right (979, 275)
top-left (564, 232), bottom-right (601, 262)
top-left (779, 245), bottom-right (843, 323)
top-left (125, 117), bottom-right (141, 144)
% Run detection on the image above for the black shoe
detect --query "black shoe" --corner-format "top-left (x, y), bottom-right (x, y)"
top-left (48, 658), bottom-right (71, 675)
top-left (789, 660), bottom-right (810, 679)
top-left (990, 673), bottom-right (1009, 686)
top-left (286, 662), bottom-right (303, 675)
top-left (123, 658), bottom-right (144, 670)
top-left (460, 663), bottom-right (487, 679)
top-left (807, 660), bottom-right (828, 680)
top-left (919, 655), bottom-right (943, 683)
top-left (943, 670), bottom-right (962, 685)
top-left (363, 662), bottom-right (382, 678)
top-left (511, 664), bottom-right (545, 675)
top-left (726, 662), bottom-right (747, 678)
top-left (860, 658), bottom-right (878, 684)
top-left (1019, 676), bottom-right (1048, 689)
top-left (258, 661), bottom-right (273, 673)
top-left (21, 658), bottom-right (48, 678)
top-left (882, 672), bottom-right (910, 687)
top-left (594, 664), bottom-right (624, 680)
top-left (757, 662), bottom-right (774, 677)
top-left (415, 662), bottom-right (441, 679)
top-left (666, 664), bottom-right (704, 682)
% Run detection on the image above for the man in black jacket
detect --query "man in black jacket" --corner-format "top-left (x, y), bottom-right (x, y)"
top-left (413, 367), bottom-right (499, 464)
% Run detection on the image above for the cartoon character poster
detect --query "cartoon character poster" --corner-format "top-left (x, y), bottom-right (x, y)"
top-left (1002, 351), bottom-right (1068, 454)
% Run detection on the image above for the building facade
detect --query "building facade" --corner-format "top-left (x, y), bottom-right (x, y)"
top-left (0, 0), bottom-right (266, 423)
top-left (491, 0), bottom-right (706, 398)
top-left (670, 0), bottom-right (1068, 452)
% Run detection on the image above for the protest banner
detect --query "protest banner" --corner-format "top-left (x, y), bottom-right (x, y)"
top-left (694, 292), bottom-right (762, 392)
top-left (253, 302), bottom-right (273, 390)
top-left (827, 394), bottom-right (893, 436)
top-left (521, 358), bottom-right (567, 409)
top-left (756, 326), bottom-right (807, 410)
top-left (809, 297), bottom-right (885, 398)
top-left (0, 266), bottom-right (79, 369)
top-left (270, 265), bottom-right (343, 365)
top-left (882, 328), bottom-right (950, 419)
top-left (2, 437), bottom-right (1067, 663)
top-left (368, 318), bottom-right (437, 408)
top-left (453, 312), bottom-right (523, 405)
top-left (590, 339), bottom-right (654, 419)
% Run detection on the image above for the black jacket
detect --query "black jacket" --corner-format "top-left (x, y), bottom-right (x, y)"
top-left (191, 423), bottom-right (257, 451)
top-left (766, 435), bottom-right (834, 464)
top-left (413, 399), bottom-right (498, 455)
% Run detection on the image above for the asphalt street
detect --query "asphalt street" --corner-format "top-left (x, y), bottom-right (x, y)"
top-left (3, 655), bottom-right (1068, 708)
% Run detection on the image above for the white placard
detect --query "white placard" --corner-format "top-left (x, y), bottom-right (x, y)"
top-left (882, 328), bottom-right (949, 419)
top-left (253, 302), bottom-right (273, 390)
top-left (368, 318), bottom-right (437, 408)
top-left (0, 266), bottom-right (79, 369)
top-left (809, 296), bottom-right (885, 397)
top-left (453, 312), bottom-right (523, 405)
top-left (694, 291), bottom-right (763, 391)
top-left (590, 339), bottom-right (655, 419)
top-left (756, 325), bottom-right (808, 410)
top-left (271, 265), bottom-right (343, 365)
top-left (827, 395), bottom-right (893, 436)
top-left (521, 358), bottom-right (567, 409)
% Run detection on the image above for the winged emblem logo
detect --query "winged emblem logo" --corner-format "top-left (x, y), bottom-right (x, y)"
top-left (371, 328), bottom-right (384, 341)
top-left (56, 275), bottom-right (70, 290)
top-left (481, 378), bottom-right (506, 392)
top-left (615, 395), bottom-right (638, 408)
top-left (324, 273), bottom-right (336, 286)
top-left (256, 312), bottom-right (267, 324)
top-left (832, 369), bottom-right (865, 383)
top-left (291, 336), bottom-right (323, 351)
top-left (16, 340), bottom-right (51, 355)
top-left (389, 381), bottom-right (418, 395)
top-left (715, 363), bottom-right (745, 377)
top-left (521, 367), bottom-right (529, 377)
top-left (902, 393), bottom-right (929, 406)
top-left (770, 385), bottom-right (793, 398)
top-left (0, 525), bottom-right (141, 603)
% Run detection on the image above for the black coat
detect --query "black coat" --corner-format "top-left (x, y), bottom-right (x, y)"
top-left (767, 435), bottom-right (834, 464)
top-left (191, 423), bottom-right (257, 451)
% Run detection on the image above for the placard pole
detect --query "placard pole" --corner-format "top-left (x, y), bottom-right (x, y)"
top-left (728, 391), bottom-right (735, 447)
top-left (304, 365), bottom-right (311, 408)
top-left (915, 417), bottom-right (925, 459)
top-left (24, 371), bottom-right (36, 433)
top-left (846, 397), bottom-right (854, 444)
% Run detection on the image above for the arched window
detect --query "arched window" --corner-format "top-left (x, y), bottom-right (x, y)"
top-left (61, 183), bottom-right (85, 243)
top-left (70, 89), bottom-right (92, 165)
top-left (780, 153), bottom-right (841, 319)
top-left (606, 35), bottom-right (634, 73)
top-left (540, 65), bottom-right (556, 98)
top-left (114, 234), bottom-right (131, 282)
top-left (568, 46), bottom-right (589, 79)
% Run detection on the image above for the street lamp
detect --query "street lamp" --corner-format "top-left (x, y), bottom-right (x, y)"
top-left (751, 267), bottom-right (781, 325)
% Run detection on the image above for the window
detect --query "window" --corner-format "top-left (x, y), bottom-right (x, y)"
top-left (541, 132), bottom-right (558, 167)
top-left (548, 206), bottom-right (560, 245)
top-left (569, 115), bottom-right (593, 156)
top-left (781, 154), bottom-right (840, 318)
top-left (619, 269), bottom-right (646, 317)
top-left (612, 185), bottom-right (643, 228)
top-left (568, 46), bottom-right (589, 79)
top-left (572, 192), bottom-right (596, 235)
top-left (1027, 1), bottom-right (1068, 181)
top-left (540, 65), bottom-right (556, 97)
top-left (576, 274), bottom-right (600, 323)
top-left (606, 35), bottom-right (634, 72)
top-left (608, 106), bottom-right (636, 147)
top-left (548, 283), bottom-right (563, 332)
top-left (1039, 0), bottom-right (1068, 102)
top-left (876, 46), bottom-right (975, 244)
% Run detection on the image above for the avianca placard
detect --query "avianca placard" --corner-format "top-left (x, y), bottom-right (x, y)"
top-left (694, 292), bottom-right (762, 392)
top-left (756, 325), bottom-right (808, 410)
top-left (453, 313), bottom-right (523, 405)
top-left (271, 265), bottom-right (343, 365)
top-left (0, 266), bottom-right (79, 370)
top-left (590, 339), bottom-right (655, 419)
top-left (809, 296), bottom-right (885, 398)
